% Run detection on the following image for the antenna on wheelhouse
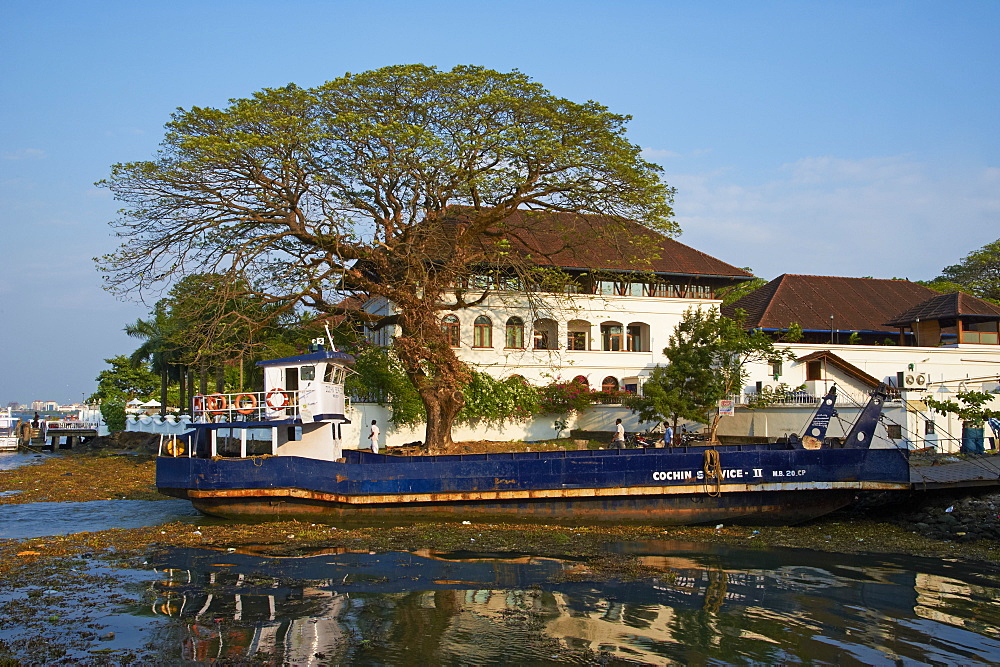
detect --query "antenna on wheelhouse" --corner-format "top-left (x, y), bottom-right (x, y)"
top-left (324, 323), bottom-right (338, 352)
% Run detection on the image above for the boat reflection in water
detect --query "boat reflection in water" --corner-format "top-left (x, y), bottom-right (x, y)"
top-left (146, 542), bottom-right (1000, 664)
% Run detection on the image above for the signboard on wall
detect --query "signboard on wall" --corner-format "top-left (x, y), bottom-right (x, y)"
top-left (718, 399), bottom-right (735, 417)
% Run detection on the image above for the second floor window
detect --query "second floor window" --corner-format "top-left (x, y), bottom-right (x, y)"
top-left (441, 315), bottom-right (460, 347)
top-left (473, 316), bottom-right (492, 348)
top-left (567, 331), bottom-right (587, 350)
top-left (626, 325), bottom-right (642, 351)
top-left (505, 317), bottom-right (525, 349)
top-left (602, 324), bottom-right (624, 351)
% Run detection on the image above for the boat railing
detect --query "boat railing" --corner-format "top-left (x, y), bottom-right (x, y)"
top-left (191, 390), bottom-right (301, 423)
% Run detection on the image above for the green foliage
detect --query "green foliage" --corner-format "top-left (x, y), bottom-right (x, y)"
top-left (457, 373), bottom-right (540, 425)
top-left (90, 355), bottom-right (158, 404)
top-left (715, 270), bottom-right (767, 307)
top-left (848, 331), bottom-right (862, 344)
top-left (924, 391), bottom-right (999, 428)
top-left (346, 347), bottom-right (425, 427)
top-left (779, 322), bottom-right (804, 342)
top-left (934, 239), bottom-right (1000, 303)
top-left (100, 402), bottom-right (126, 433)
top-left (623, 364), bottom-right (696, 429)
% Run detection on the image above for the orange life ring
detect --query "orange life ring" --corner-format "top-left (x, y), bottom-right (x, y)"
top-left (205, 394), bottom-right (228, 414)
top-left (265, 388), bottom-right (288, 409)
top-left (192, 395), bottom-right (205, 413)
top-left (164, 438), bottom-right (186, 457)
top-left (235, 393), bottom-right (257, 415)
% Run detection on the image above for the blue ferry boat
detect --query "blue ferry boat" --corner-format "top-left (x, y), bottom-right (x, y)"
top-left (156, 345), bottom-right (910, 525)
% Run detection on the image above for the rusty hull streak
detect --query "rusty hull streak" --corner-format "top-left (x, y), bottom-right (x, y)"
top-left (184, 480), bottom-right (908, 505)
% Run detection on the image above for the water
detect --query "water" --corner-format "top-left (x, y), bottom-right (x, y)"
top-left (0, 498), bottom-right (201, 538)
top-left (2, 537), bottom-right (997, 664)
top-left (0, 451), bottom-right (42, 471)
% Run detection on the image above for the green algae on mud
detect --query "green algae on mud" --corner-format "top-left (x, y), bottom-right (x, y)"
top-left (0, 453), bottom-right (159, 504)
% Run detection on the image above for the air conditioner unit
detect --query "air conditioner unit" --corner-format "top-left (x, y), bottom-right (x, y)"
top-left (897, 370), bottom-right (929, 390)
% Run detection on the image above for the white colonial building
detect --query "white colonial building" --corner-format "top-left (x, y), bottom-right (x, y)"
top-left (356, 212), bottom-right (1000, 453)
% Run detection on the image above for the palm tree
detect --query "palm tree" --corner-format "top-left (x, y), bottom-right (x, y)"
top-left (125, 301), bottom-right (178, 417)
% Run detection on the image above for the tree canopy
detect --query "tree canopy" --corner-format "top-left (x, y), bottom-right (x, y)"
top-left (98, 64), bottom-right (676, 447)
top-left (929, 238), bottom-right (1000, 303)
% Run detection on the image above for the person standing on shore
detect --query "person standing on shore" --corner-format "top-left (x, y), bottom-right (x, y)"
top-left (663, 424), bottom-right (674, 447)
top-left (612, 418), bottom-right (625, 449)
top-left (369, 419), bottom-right (380, 454)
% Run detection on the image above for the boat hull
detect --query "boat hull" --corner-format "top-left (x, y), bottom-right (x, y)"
top-left (158, 445), bottom-right (910, 525)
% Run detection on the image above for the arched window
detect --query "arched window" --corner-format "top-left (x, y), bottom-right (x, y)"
top-left (626, 323), bottom-right (646, 351)
top-left (534, 318), bottom-right (557, 350)
top-left (601, 323), bottom-right (624, 351)
top-left (602, 376), bottom-right (619, 392)
top-left (572, 375), bottom-right (589, 387)
top-left (473, 315), bottom-right (492, 348)
top-left (567, 320), bottom-right (590, 351)
top-left (441, 315), bottom-right (460, 347)
top-left (505, 316), bottom-right (525, 349)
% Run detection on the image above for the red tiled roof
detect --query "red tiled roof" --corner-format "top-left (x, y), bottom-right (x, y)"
top-left (723, 274), bottom-right (940, 332)
top-left (885, 291), bottom-right (1000, 326)
top-left (442, 207), bottom-right (753, 280)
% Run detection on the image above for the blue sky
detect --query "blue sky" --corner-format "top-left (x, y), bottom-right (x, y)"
top-left (1, 0), bottom-right (997, 404)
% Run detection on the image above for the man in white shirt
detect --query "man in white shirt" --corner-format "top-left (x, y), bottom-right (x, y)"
top-left (612, 418), bottom-right (625, 449)
top-left (369, 420), bottom-right (380, 454)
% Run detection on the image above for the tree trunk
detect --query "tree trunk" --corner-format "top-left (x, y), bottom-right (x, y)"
top-left (708, 412), bottom-right (722, 444)
top-left (178, 368), bottom-right (186, 417)
top-left (159, 367), bottom-right (168, 417)
top-left (421, 387), bottom-right (465, 452)
top-left (392, 308), bottom-right (470, 451)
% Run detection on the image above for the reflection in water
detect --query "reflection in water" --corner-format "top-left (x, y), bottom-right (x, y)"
top-left (140, 543), bottom-right (1000, 664)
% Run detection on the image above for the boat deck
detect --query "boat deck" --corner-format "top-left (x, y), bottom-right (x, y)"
top-left (910, 454), bottom-right (1000, 490)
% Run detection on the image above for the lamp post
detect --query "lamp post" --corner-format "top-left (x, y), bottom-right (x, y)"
top-left (830, 314), bottom-right (835, 345)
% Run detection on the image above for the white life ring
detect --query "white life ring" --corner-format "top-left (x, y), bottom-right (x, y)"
top-left (265, 388), bottom-right (289, 409)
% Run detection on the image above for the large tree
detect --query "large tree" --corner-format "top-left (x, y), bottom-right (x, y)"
top-left (931, 239), bottom-right (1000, 303)
top-left (98, 64), bottom-right (675, 448)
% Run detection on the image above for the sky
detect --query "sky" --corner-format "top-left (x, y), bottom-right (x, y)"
top-left (1, 0), bottom-right (997, 405)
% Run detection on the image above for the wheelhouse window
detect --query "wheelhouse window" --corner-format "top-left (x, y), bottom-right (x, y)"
top-left (505, 316), bottom-right (525, 349)
top-left (441, 315), bottom-right (460, 347)
top-left (473, 316), bottom-right (493, 348)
